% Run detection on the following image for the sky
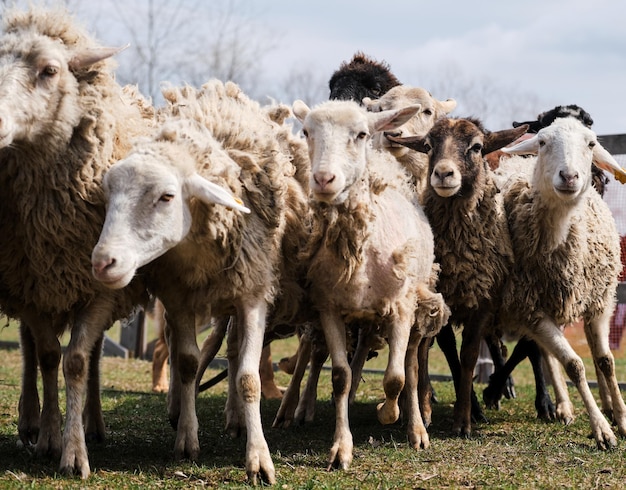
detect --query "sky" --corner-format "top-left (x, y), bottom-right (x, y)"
top-left (249, 0), bottom-right (626, 136)
top-left (14, 0), bottom-right (625, 136)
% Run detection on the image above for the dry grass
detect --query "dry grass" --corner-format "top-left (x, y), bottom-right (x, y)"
top-left (1, 326), bottom-right (626, 488)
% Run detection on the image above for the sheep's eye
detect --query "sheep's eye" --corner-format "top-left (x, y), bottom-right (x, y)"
top-left (357, 131), bottom-right (368, 140)
top-left (588, 141), bottom-right (596, 149)
top-left (40, 64), bottom-right (59, 78)
top-left (470, 143), bottom-right (482, 153)
top-left (159, 193), bottom-right (175, 202)
top-left (423, 109), bottom-right (433, 116)
top-left (302, 129), bottom-right (309, 138)
top-left (539, 140), bottom-right (546, 148)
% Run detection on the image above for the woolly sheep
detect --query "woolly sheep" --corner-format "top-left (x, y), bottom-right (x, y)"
top-left (388, 117), bottom-right (527, 437)
top-left (0, 7), bottom-right (153, 478)
top-left (483, 104), bottom-right (610, 421)
top-left (292, 98), bottom-right (449, 469)
top-left (91, 80), bottom-right (310, 485)
top-left (274, 54), bottom-right (405, 428)
top-left (500, 117), bottom-right (626, 449)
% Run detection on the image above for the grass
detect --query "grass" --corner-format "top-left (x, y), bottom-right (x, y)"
top-left (1, 323), bottom-right (626, 488)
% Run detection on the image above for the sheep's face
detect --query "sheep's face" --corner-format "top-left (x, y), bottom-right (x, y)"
top-left (424, 119), bottom-right (486, 198)
top-left (293, 99), bottom-right (419, 205)
top-left (92, 143), bottom-right (248, 289)
top-left (0, 29), bottom-right (126, 149)
top-left (386, 118), bottom-right (528, 199)
top-left (0, 34), bottom-right (78, 148)
top-left (506, 119), bottom-right (596, 203)
top-left (364, 86), bottom-right (456, 159)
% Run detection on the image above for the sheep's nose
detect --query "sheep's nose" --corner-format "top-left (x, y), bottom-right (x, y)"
top-left (314, 171), bottom-right (336, 190)
top-left (384, 130), bottom-right (402, 139)
top-left (559, 170), bottom-right (579, 186)
top-left (434, 168), bottom-right (454, 180)
top-left (92, 256), bottom-right (116, 275)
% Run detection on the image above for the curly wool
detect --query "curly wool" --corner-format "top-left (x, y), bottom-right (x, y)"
top-left (424, 165), bottom-right (513, 317)
top-left (143, 81), bottom-right (304, 318)
top-left (503, 180), bottom-right (620, 325)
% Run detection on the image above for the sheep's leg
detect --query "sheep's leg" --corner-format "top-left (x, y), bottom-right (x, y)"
top-left (151, 300), bottom-right (170, 393)
top-left (541, 349), bottom-right (575, 424)
top-left (437, 324), bottom-right (486, 423)
top-left (236, 300), bottom-right (275, 485)
top-left (485, 333), bottom-right (515, 399)
top-left (17, 322), bottom-right (42, 448)
top-left (20, 316), bottom-right (64, 460)
top-left (534, 318), bottom-right (617, 449)
top-left (453, 322), bottom-right (483, 437)
top-left (164, 307), bottom-right (200, 461)
top-left (195, 315), bottom-right (229, 394)
top-left (418, 337), bottom-right (434, 427)
top-left (525, 340), bottom-right (556, 420)
top-left (295, 328), bottom-right (328, 425)
top-left (406, 329), bottom-right (429, 449)
top-left (260, 344), bottom-right (283, 399)
top-left (274, 333), bottom-right (312, 428)
top-left (377, 320), bottom-right (410, 425)
top-left (83, 333), bottom-right (105, 443)
top-left (224, 317), bottom-right (243, 438)
top-left (583, 318), bottom-right (616, 420)
top-left (349, 323), bottom-right (376, 404)
top-left (60, 300), bottom-right (114, 478)
top-left (583, 315), bottom-right (626, 437)
top-left (320, 310), bottom-right (353, 471)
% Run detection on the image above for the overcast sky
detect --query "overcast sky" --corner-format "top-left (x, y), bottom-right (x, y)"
top-left (249, 0), bottom-right (625, 135)
top-left (40, 0), bottom-right (626, 136)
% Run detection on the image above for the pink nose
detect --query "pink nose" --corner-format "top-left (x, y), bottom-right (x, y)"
top-left (92, 256), bottom-right (115, 275)
top-left (314, 171), bottom-right (335, 190)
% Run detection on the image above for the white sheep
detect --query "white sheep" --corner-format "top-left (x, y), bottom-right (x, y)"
top-left (291, 98), bottom-right (449, 470)
top-left (0, 7), bottom-right (153, 478)
top-left (500, 117), bottom-right (626, 449)
top-left (91, 80), bottom-right (310, 485)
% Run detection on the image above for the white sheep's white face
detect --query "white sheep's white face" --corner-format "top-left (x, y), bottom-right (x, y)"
top-left (0, 32), bottom-right (125, 149)
top-left (506, 119), bottom-right (596, 203)
top-left (292, 99), bottom-right (419, 205)
top-left (91, 146), bottom-right (249, 289)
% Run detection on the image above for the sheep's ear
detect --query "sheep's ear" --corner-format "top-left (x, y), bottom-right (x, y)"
top-left (185, 174), bottom-right (250, 213)
top-left (69, 44), bottom-right (130, 71)
top-left (292, 100), bottom-right (311, 123)
top-left (592, 143), bottom-right (626, 184)
top-left (386, 134), bottom-right (431, 154)
top-left (501, 132), bottom-right (540, 156)
top-left (484, 124), bottom-right (529, 155)
top-left (439, 98), bottom-right (457, 114)
top-left (368, 105), bottom-right (420, 133)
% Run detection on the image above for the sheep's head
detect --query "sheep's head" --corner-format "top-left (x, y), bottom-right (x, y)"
top-left (0, 12), bottom-right (126, 149)
top-left (292, 99), bottom-right (419, 205)
top-left (363, 86), bottom-right (457, 159)
top-left (503, 118), bottom-right (625, 201)
top-left (388, 118), bottom-right (527, 198)
top-left (328, 52), bottom-right (401, 102)
top-left (91, 133), bottom-right (249, 289)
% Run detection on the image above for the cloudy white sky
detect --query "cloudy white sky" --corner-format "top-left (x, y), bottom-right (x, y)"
top-left (20, 0), bottom-right (626, 136)
top-left (252, 0), bottom-right (626, 135)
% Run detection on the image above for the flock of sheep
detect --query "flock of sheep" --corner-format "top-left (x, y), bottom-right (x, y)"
top-left (2, 6), bottom-right (626, 485)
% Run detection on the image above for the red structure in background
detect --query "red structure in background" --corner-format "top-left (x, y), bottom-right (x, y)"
top-left (609, 235), bottom-right (626, 350)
